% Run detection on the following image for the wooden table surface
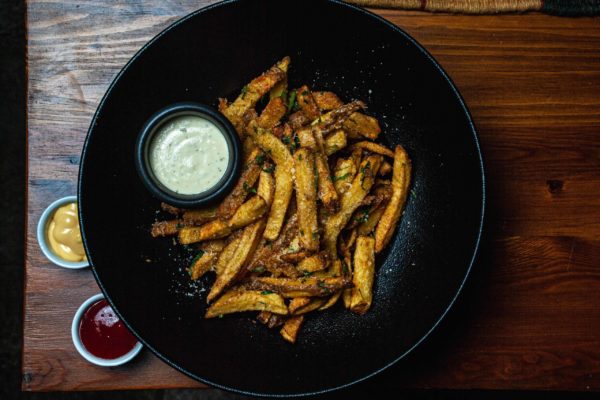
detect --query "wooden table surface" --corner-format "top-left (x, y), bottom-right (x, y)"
top-left (23, 0), bottom-right (600, 392)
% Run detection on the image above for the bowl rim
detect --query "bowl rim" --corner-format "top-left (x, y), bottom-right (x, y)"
top-left (71, 293), bottom-right (144, 367)
top-left (78, 0), bottom-right (486, 396)
top-left (37, 195), bottom-right (89, 269)
top-left (134, 101), bottom-right (242, 208)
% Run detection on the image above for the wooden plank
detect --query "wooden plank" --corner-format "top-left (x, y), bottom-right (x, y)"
top-left (24, 1), bottom-right (600, 392)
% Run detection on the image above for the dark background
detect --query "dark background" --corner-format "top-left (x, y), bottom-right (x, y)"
top-left (0, 0), bottom-right (596, 399)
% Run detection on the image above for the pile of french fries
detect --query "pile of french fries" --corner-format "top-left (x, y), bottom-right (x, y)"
top-left (151, 57), bottom-right (411, 343)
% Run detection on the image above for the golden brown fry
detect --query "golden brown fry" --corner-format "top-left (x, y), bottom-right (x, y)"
top-left (343, 112), bottom-right (381, 140)
top-left (279, 250), bottom-right (311, 264)
top-left (280, 315), bottom-right (304, 343)
top-left (293, 148), bottom-right (319, 251)
top-left (207, 220), bottom-right (265, 302)
top-left (179, 196), bottom-right (267, 244)
top-left (205, 288), bottom-right (288, 318)
top-left (296, 127), bottom-right (318, 150)
top-left (318, 259), bottom-right (345, 310)
top-left (357, 205), bottom-right (386, 236)
top-left (296, 85), bottom-right (320, 120)
top-left (222, 57), bottom-right (289, 135)
top-left (258, 96), bottom-right (287, 129)
top-left (189, 239), bottom-right (226, 280)
top-left (182, 208), bottom-right (217, 224)
top-left (151, 220), bottom-right (188, 237)
top-left (247, 122), bottom-right (294, 240)
top-left (313, 91), bottom-right (343, 111)
top-left (256, 170), bottom-right (275, 206)
top-left (269, 58), bottom-right (289, 100)
top-left (296, 251), bottom-right (329, 274)
top-left (288, 111), bottom-right (310, 129)
top-left (246, 213), bottom-right (298, 273)
top-left (332, 157), bottom-right (356, 195)
top-left (322, 154), bottom-right (382, 257)
top-left (289, 297), bottom-right (326, 315)
top-left (217, 148), bottom-right (263, 219)
top-left (313, 130), bottom-right (339, 213)
top-left (324, 129), bottom-right (347, 156)
top-left (350, 236), bottom-right (376, 314)
top-left (311, 100), bottom-right (365, 135)
top-left (351, 141), bottom-right (395, 158)
top-left (374, 145), bottom-right (411, 253)
top-left (245, 276), bottom-right (351, 298)
top-left (214, 233), bottom-right (243, 276)
top-left (257, 311), bottom-right (286, 328)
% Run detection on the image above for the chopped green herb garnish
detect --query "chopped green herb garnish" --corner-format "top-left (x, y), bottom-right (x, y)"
top-left (411, 188), bottom-right (417, 198)
top-left (261, 290), bottom-right (274, 295)
top-left (298, 154), bottom-right (303, 161)
top-left (301, 90), bottom-right (309, 96)
top-left (263, 165), bottom-right (275, 173)
top-left (355, 208), bottom-right (370, 224)
top-left (176, 223), bottom-right (184, 229)
top-left (302, 270), bottom-right (313, 277)
top-left (218, 314), bottom-right (224, 318)
top-left (360, 161), bottom-right (371, 188)
top-left (243, 182), bottom-right (257, 194)
top-left (189, 250), bottom-right (205, 266)
top-left (282, 135), bottom-right (291, 145)
top-left (241, 85), bottom-right (249, 99)
top-left (312, 231), bottom-right (319, 239)
top-left (333, 173), bottom-right (351, 182)
top-left (253, 265), bottom-right (266, 274)
top-left (255, 154), bottom-right (266, 166)
top-left (286, 90), bottom-right (297, 114)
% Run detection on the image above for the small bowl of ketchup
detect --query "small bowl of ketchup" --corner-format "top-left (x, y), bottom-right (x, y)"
top-left (72, 293), bottom-right (143, 366)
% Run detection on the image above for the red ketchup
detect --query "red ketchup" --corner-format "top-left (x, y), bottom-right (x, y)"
top-left (79, 299), bottom-right (137, 359)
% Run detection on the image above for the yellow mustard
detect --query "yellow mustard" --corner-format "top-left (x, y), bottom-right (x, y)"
top-left (47, 202), bottom-right (87, 262)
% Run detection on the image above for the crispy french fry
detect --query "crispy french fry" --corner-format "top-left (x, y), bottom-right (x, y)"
top-left (245, 276), bottom-right (351, 298)
top-left (332, 157), bottom-right (357, 195)
top-left (151, 220), bottom-right (188, 237)
top-left (296, 85), bottom-right (320, 120)
top-left (207, 220), bottom-right (265, 302)
top-left (247, 122), bottom-right (294, 240)
top-left (296, 126), bottom-right (318, 150)
top-left (288, 111), bottom-right (310, 129)
top-left (247, 213), bottom-right (298, 273)
top-left (257, 311), bottom-right (286, 328)
top-left (350, 236), bottom-right (376, 314)
top-left (289, 297), bottom-right (326, 315)
top-left (357, 205), bottom-right (386, 236)
top-left (313, 91), bottom-right (343, 111)
top-left (179, 196), bottom-right (267, 244)
top-left (269, 57), bottom-right (289, 100)
top-left (182, 208), bottom-right (217, 224)
top-left (214, 232), bottom-right (243, 276)
top-left (258, 96), bottom-right (287, 129)
top-left (205, 289), bottom-right (288, 318)
top-left (293, 148), bottom-right (319, 251)
top-left (351, 141), bottom-right (395, 158)
top-left (374, 145), bottom-right (411, 253)
top-left (280, 315), bottom-right (304, 343)
top-left (313, 130), bottom-right (339, 213)
top-left (222, 57), bottom-right (289, 135)
top-left (160, 202), bottom-right (181, 216)
top-left (217, 148), bottom-right (263, 219)
top-left (189, 239), bottom-right (226, 280)
top-left (311, 101), bottom-right (365, 135)
top-left (324, 129), bottom-right (347, 156)
top-left (256, 170), bottom-right (275, 206)
top-left (297, 251), bottom-right (329, 274)
top-left (343, 112), bottom-right (381, 140)
top-left (322, 154), bottom-right (382, 257)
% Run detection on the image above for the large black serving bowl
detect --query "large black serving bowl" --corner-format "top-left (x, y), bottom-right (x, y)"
top-left (79, 0), bottom-right (485, 396)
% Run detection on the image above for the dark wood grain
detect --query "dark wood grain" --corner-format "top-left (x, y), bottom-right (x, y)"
top-left (24, 1), bottom-right (600, 392)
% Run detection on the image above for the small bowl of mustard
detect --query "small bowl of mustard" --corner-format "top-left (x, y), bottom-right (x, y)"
top-left (37, 195), bottom-right (89, 269)
top-left (135, 102), bottom-right (242, 208)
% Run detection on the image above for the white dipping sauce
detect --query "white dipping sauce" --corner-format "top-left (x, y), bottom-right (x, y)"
top-left (149, 115), bottom-right (229, 195)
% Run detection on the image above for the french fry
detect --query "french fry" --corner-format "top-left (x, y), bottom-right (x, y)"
top-left (182, 207), bottom-right (217, 224)
top-left (313, 91), bottom-right (343, 111)
top-left (256, 170), bottom-right (275, 206)
top-left (205, 289), bottom-right (288, 318)
top-left (357, 205), bottom-right (386, 236)
top-left (293, 148), bottom-right (319, 251)
top-left (247, 121), bottom-right (294, 240)
top-left (311, 100), bottom-right (365, 135)
top-left (258, 96), bottom-right (287, 128)
top-left (313, 130), bottom-right (339, 213)
top-left (247, 213), bottom-right (298, 273)
top-left (374, 145), bottom-right (411, 253)
top-left (189, 239), bottom-right (226, 280)
top-left (296, 85), bottom-right (320, 120)
top-left (222, 57), bottom-right (289, 135)
top-left (178, 196), bottom-right (267, 244)
top-left (343, 112), bottom-right (381, 140)
top-left (280, 315), bottom-right (304, 344)
top-left (351, 141), bottom-right (395, 158)
top-left (379, 160), bottom-right (393, 176)
top-left (318, 258), bottom-right (345, 310)
top-left (322, 154), bottom-right (382, 257)
top-left (289, 297), bottom-right (326, 315)
top-left (257, 311), bottom-right (286, 328)
top-left (160, 202), bottom-right (181, 216)
top-left (207, 220), bottom-right (265, 302)
top-left (269, 57), bottom-right (289, 100)
top-left (332, 157), bottom-right (357, 195)
top-left (151, 220), bottom-right (189, 237)
top-left (350, 236), bottom-right (376, 314)
top-left (214, 232), bottom-right (243, 276)
top-left (324, 129), bottom-right (347, 155)
top-left (288, 111), bottom-right (310, 129)
top-left (245, 276), bottom-right (351, 298)
top-left (217, 147), bottom-right (263, 219)
top-left (296, 252), bottom-right (329, 274)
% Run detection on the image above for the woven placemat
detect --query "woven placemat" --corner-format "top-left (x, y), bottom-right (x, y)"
top-left (347, 0), bottom-right (600, 15)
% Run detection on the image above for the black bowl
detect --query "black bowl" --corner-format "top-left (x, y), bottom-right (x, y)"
top-left (79, 0), bottom-right (485, 396)
top-left (134, 102), bottom-right (241, 208)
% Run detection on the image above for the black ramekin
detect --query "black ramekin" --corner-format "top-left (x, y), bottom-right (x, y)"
top-left (134, 102), bottom-right (241, 208)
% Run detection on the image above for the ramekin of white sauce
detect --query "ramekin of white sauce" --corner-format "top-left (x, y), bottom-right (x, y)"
top-left (135, 103), bottom-right (241, 208)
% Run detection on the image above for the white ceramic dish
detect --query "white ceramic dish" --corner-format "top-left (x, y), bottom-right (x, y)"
top-left (71, 293), bottom-right (143, 367)
top-left (37, 195), bottom-right (89, 269)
